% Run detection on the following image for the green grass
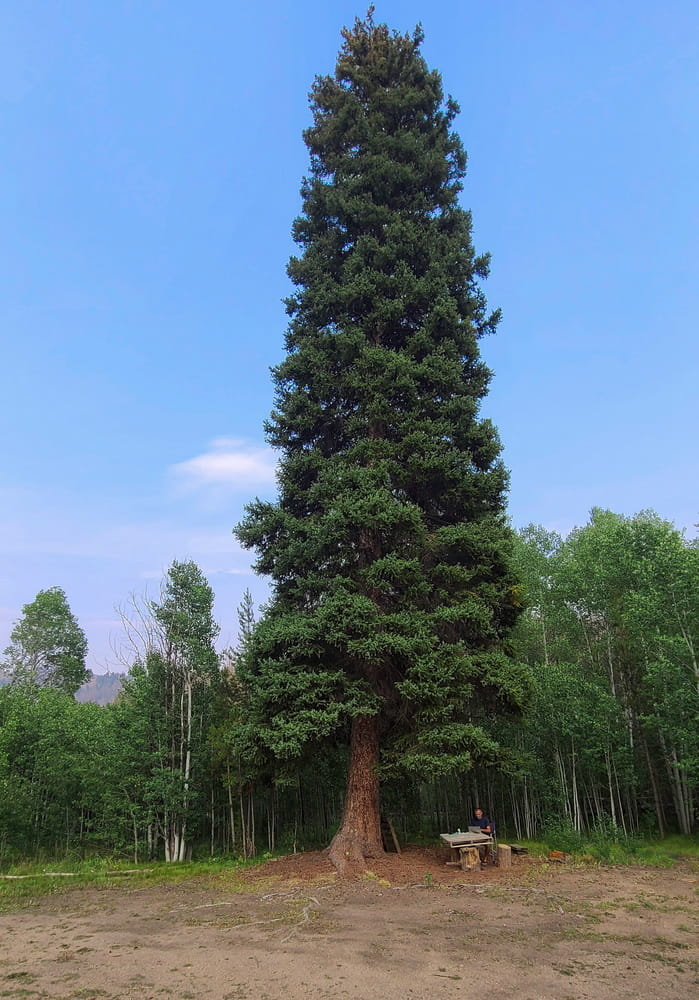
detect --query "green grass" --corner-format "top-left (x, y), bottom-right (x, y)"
top-left (0, 855), bottom-right (259, 912)
top-left (515, 831), bottom-right (699, 868)
top-left (634, 835), bottom-right (699, 864)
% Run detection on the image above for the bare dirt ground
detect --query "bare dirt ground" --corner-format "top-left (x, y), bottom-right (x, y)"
top-left (2, 847), bottom-right (698, 999)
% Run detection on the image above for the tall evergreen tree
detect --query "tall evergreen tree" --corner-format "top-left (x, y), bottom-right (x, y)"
top-left (236, 10), bottom-right (527, 869)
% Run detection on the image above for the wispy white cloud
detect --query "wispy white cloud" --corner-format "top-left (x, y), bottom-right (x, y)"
top-left (0, 470), bottom-right (268, 672)
top-left (170, 438), bottom-right (277, 493)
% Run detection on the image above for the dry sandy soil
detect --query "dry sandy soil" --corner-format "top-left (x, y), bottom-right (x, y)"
top-left (1, 847), bottom-right (698, 999)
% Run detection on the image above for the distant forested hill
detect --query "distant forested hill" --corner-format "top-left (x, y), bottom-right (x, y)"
top-left (75, 671), bottom-right (125, 705)
top-left (0, 671), bottom-right (124, 704)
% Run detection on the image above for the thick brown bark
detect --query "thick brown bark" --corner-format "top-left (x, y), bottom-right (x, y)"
top-left (328, 715), bottom-right (384, 873)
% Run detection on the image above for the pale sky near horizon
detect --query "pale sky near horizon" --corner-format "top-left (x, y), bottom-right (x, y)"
top-left (2, 1), bottom-right (697, 673)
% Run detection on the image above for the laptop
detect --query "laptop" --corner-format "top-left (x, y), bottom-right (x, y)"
top-left (468, 825), bottom-right (485, 834)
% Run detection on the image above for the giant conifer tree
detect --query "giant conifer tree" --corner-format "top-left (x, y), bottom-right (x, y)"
top-left (236, 10), bottom-right (528, 869)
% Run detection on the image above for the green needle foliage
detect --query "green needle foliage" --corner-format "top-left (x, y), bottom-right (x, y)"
top-left (235, 10), bottom-right (528, 859)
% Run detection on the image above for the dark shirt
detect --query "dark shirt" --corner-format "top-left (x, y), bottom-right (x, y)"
top-left (472, 815), bottom-right (493, 834)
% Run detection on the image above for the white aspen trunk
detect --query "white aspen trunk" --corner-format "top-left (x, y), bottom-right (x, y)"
top-left (605, 749), bottom-right (618, 827)
top-left (590, 778), bottom-right (603, 824)
top-left (164, 819), bottom-right (173, 863)
top-left (248, 787), bottom-right (256, 856)
top-left (687, 782), bottom-right (695, 834)
top-left (668, 742), bottom-right (691, 835)
top-left (678, 758), bottom-right (692, 835)
top-left (670, 590), bottom-right (699, 696)
top-left (178, 677), bottom-right (185, 782)
top-left (578, 613), bottom-right (597, 670)
top-left (183, 677), bottom-right (192, 787)
top-left (612, 757), bottom-right (628, 835)
top-left (170, 646), bottom-right (176, 771)
top-left (239, 786), bottom-right (247, 859)
top-left (556, 746), bottom-right (571, 821)
top-left (657, 728), bottom-right (683, 832)
top-left (227, 765), bottom-right (236, 851)
top-left (571, 741), bottom-right (582, 832)
top-left (211, 786), bottom-right (215, 857)
top-left (132, 812), bottom-right (139, 864)
top-left (511, 780), bottom-right (521, 840)
top-left (177, 821), bottom-right (187, 862)
top-left (178, 676), bottom-right (192, 863)
top-left (641, 735), bottom-right (666, 836)
top-left (605, 628), bottom-right (617, 700)
top-left (523, 779), bottom-right (532, 839)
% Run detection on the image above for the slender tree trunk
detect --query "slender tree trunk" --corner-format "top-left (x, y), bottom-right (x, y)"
top-left (605, 749), bottom-right (618, 828)
top-left (239, 786), bottom-right (247, 859)
top-left (605, 628), bottom-right (618, 700)
top-left (164, 819), bottom-right (173, 862)
top-left (247, 786), bottom-right (256, 856)
top-left (132, 811), bottom-right (139, 863)
top-left (570, 740), bottom-right (582, 832)
top-left (226, 765), bottom-right (236, 852)
top-left (177, 677), bottom-right (193, 863)
top-left (540, 601), bottom-right (549, 666)
top-left (555, 745), bottom-right (570, 821)
top-left (671, 591), bottom-right (699, 697)
top-left (210, 785), bottom-right (215, 857)
top-left (328, 715), bottom-right (383, 872)
top-left (660, 732), bottom-right (692, 835)
top-left (612, 757), bottom-right (627, 835)
top-left (641, 735), bottom-right (665, 837)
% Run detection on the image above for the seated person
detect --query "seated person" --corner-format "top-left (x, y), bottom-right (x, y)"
top-left (471, 808), bottom-right (494, 863)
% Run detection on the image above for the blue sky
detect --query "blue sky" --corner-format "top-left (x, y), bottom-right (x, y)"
top-left (1, 1), bottom-right (697, 672)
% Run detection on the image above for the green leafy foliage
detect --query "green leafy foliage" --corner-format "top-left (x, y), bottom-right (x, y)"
top-left (508, 509), bottom-right (699, 838)
top-left (0, 685), bottom-right (114, 858)
top-left (2, 587), bottom-right (89, 695)
top-left (116, 561), bottom-right (222, 861)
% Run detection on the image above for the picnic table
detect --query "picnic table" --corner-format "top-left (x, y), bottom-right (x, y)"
top-left (440, 831), bottom-right (493, 866)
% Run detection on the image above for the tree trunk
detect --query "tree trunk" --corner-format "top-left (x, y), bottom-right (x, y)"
top-left (641, 734), bottom-right (665, 837)
top-left (328, 715), bottom-right (384, 873)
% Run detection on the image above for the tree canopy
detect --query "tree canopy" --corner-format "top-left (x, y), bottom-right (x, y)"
top-left (2, 586), bottom-right (89, 696)
top-left (235, 11), bottom-right (527, 868)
